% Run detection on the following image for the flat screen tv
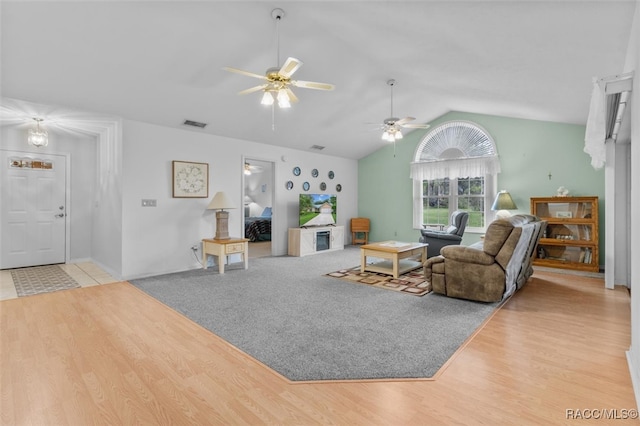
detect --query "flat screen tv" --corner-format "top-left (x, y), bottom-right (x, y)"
top-left (299, 194), bottom-right (337, 227)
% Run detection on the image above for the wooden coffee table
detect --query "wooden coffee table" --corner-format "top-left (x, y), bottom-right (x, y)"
top-left (360, 241), bottom-right (428, 278)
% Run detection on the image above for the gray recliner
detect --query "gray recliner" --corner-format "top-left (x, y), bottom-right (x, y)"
top-left (419, 210), bottom-right (469, 258)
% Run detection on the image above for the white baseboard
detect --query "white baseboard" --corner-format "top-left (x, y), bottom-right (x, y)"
top-left (626, 348), bottom-right (640, 410)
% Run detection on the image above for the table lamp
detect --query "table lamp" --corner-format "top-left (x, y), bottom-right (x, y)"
top-left (491, 190), bottom-right (517, 219)
top-left (207, 192), bottom-right (236, 239)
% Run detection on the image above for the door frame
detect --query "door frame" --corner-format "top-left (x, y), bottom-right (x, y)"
top-left (0, 149), bottom-right (72, 266)
top-left (242, 155), bottom-right (276, 256)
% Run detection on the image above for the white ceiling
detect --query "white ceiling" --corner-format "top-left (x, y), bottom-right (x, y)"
top-left (1, 1), bottom-right (635, 159)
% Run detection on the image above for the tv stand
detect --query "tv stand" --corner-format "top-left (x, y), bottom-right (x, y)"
top-left (288, 226), bottom-right (344, 257)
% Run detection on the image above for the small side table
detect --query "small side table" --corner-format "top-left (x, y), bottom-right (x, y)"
top-left (202, 237), bottom-right (249, 274)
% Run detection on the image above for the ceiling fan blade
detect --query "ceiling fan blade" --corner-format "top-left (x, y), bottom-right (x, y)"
top-left (284, 88), bottom-right (299, 103)
top-left (401, 123), bottom-right (431, 129)
top-left (279, 57), bottom-right (303, 78)
top-left (395, 117), bottom-right (416, 126)
top-left (223, 66), bottom-right (268, 80)
top-left (237, 84), bottom-right (268, 95)
top-left (292, 80), bottom-right (335, 91)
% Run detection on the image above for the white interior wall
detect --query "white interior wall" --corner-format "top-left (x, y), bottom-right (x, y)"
top-left (605, 140), bottom-right (631, 288)
top-left (90, 121), bottom-right (123, 278)
top-left (623, 0), bottom-right (639, 409)
top-left (120, 119), bottom-right (358, 279)
top-left (615, 143), bottom-right (631, 285)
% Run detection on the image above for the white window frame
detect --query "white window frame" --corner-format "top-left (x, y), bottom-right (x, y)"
top-left (411, 121), bottom-right (500, 233)
top-left (414, 175), bottom-right (496, 233)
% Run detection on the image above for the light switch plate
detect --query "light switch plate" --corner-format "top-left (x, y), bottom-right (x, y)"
top-left (141, 199), bottom-right (157, 207)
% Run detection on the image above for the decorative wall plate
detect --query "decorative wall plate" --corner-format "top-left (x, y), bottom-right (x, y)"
top-left (336, 184), bottom-right (342, 192)
top-left (328, 171), bottom-right (335, 179)
top-left (286, 180), bottom-right (294, 190)
top-left (311, 168), bottom-right (319, 178)
top-left (293, 166), bottom-right (301, 176)
top-left (303, 181), bottom-right (310, 191)
top-left (320, 182), bottom-right (326, 191)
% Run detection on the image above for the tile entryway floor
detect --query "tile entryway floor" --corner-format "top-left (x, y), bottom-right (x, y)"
top-left (0, 262), bottom-right (118, 301)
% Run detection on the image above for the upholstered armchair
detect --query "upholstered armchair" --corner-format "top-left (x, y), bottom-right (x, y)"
top-left (419, 210), bottom-right (469, 258)
top-left (423, 215), bottom-right (546, 302)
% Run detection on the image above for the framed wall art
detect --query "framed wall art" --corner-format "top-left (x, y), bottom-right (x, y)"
top-left (172, 160), bottom-right (209, 198)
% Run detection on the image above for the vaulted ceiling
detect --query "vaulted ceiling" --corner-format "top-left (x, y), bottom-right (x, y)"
top-left (1, 1), bottom-right (635, 159)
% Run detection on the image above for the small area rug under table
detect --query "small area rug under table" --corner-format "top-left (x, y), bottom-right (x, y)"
top-left (326, 265), bottom-right (431, 296)
top-left (10, 265), bottom-right (80, 297)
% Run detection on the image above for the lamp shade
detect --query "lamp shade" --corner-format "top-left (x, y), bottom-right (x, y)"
top-left (207, 192), bottom-right (236, 210)
top-left (492, 190), bottom-right (517, 211)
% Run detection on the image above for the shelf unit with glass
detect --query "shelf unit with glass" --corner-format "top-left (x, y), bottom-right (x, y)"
top-left (530, 196), bottom-right (599, 272)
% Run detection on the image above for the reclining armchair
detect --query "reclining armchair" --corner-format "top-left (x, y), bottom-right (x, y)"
top-left (420, 210), bottom-right (469, 258)
top-left (423, 214), bottom-right (546, 302)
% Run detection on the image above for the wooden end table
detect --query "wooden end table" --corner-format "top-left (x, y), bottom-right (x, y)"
top-left (360, 241), bottom-right (428, 278)
top-left (202, 237), bottom-right (249, 274)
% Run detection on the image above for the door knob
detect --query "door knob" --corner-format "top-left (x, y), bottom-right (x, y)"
top-left (55, 213), bottom-right (65, 218)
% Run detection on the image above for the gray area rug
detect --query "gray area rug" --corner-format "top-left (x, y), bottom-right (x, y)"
top-left (11, 265), bottom-right (80, 297)
top-left (131, 247), bottom-right (500, 381)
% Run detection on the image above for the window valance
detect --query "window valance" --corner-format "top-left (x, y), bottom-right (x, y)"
top-left (410, 155), bottom-right (501, 181)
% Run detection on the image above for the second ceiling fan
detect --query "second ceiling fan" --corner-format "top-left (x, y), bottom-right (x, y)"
top-left (223, 8), bottom-right (334, 109)
top-left (378, 79), bottom-right (430, 142)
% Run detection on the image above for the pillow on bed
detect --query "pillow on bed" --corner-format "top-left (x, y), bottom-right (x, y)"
top-left (261, 207), bottom-right (272, 217)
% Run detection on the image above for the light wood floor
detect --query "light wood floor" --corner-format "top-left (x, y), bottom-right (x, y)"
top-left (248, 241), bottom-right (272, 258)
top-left (0, 269), bottom-right (636, 425)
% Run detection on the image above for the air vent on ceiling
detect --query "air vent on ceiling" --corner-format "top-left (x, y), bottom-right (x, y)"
top-left (310, 145), bottom-right (325, 151)
top-left (183, 120), bottom-right (208, 128)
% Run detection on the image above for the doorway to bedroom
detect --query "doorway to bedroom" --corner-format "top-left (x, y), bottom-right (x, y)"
top-left (243, 158), bottom-right (274, 258)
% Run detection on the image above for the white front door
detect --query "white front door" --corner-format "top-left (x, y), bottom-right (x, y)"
top-left (0, 150), bottom-right (67, 269)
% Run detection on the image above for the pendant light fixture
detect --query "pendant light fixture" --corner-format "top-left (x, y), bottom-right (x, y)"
top-left (27, 118), bottom-right (48, 147)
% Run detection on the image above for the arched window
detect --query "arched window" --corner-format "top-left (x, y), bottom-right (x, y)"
top-left (411, 121), bottom-right (500, 232)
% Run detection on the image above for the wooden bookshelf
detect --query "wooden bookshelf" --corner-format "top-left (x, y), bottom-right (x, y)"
top-left (530, 196), bottom-right (599, 272)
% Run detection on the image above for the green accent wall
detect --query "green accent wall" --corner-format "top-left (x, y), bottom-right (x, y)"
top-left (358, 111), bottom-right (605, 266)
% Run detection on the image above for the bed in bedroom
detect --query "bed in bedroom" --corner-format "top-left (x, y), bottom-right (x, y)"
top-left (244, 207), bottom-right (272, 242)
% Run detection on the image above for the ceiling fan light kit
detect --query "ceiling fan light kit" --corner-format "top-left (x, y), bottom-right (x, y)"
top-left (223, 8), bottom-right (334, 111)
top-left (380, 79), bottom-right (430, 143)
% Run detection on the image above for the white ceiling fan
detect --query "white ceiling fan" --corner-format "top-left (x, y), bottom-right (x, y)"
top-left (378, 79), bottom-right (430, 142)
top-left (244, 162), bottom-right (263, 175)
top-left (223, 8), bottom-right (334, 109)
